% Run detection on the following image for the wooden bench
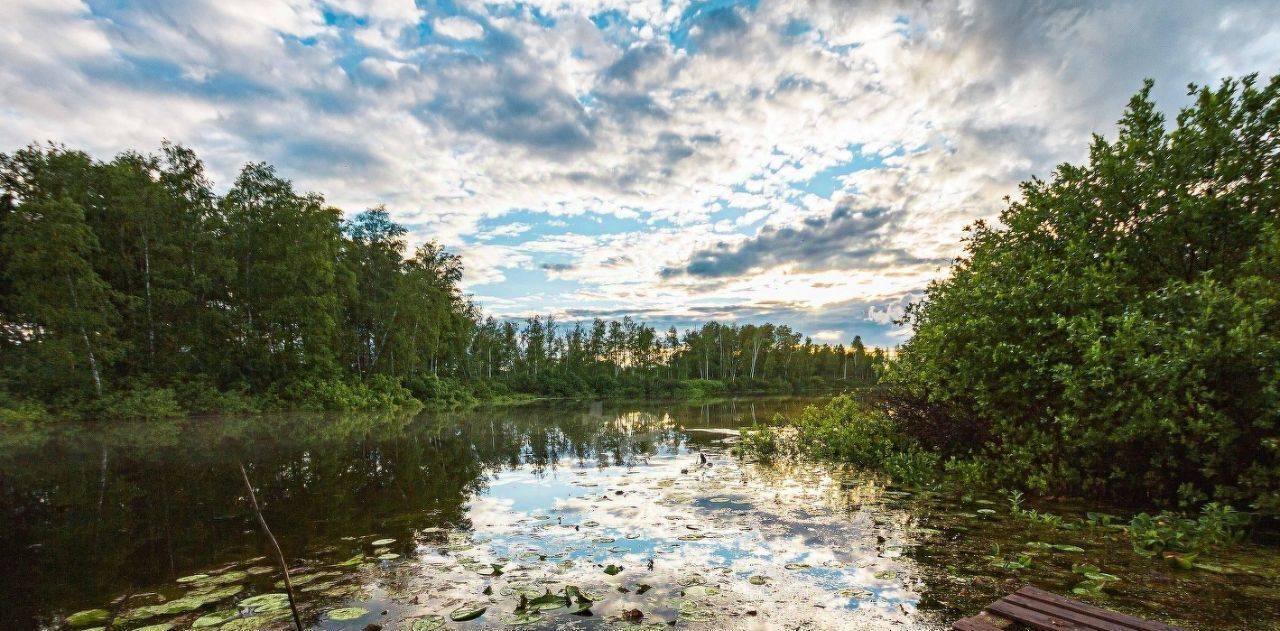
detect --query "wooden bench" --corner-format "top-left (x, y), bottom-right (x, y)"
top-left (952, 585), bottom-right (1188, 631)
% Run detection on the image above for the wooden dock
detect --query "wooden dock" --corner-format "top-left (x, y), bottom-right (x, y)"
top-left (953, 585), bottom-right (1187, 631)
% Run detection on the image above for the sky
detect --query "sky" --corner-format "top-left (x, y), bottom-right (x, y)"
top-left (3, 1), bottom-right (1279, 347)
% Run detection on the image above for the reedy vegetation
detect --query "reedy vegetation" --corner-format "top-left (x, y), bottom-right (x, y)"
top-left (0, 144), bottom-right (886, 420)
top-left (748, 75), bottom-right (1280, 514)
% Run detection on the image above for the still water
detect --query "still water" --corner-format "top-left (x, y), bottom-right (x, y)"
top-left (2, 396), bottom-right (1278, 631)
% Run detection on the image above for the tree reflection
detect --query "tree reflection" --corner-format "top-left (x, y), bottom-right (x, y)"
top-left (0, 396), bottom-right (814, 629)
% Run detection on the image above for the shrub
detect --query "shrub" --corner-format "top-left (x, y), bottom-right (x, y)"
top-left (91, 386), bottom-right (183, 421)
top-left (889, 76), bottom-right (1280, 509)
top-left (173, 378), bottom-right (259, 415)
top-left (675, 379), bottom-right (728, 399)
top-left (0, 395), bottom-right (52, 426)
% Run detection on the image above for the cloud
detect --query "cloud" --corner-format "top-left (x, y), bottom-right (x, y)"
top-left (434, 15), bottom-right (484, 40)
top-left (2, 0), bottom-right (1278, 346)
top-left (663, 199), bottom-right (946, 279)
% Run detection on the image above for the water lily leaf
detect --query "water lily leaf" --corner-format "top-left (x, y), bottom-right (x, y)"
top-left (377, 553), bottom-right (401, 560)
top-left (529, 590), bottom-right (567, 611)
top-left (134, 625), bottom-right (175, 631)
top-left (783, 562), bottom-right (811, 570)
top-left (326, 607), bottom-right (369, 621)
top-left (873, 570), bottom-right (897, 580)
top-left (748, 575), bottom-right (768, 585)
top-left (177, 573), bottom-right (211, 584)
top-left (450, 603), bottom-right (487, 622)
top-left (409, 615), bottom-right (447, 630)
top-left (635, 583), bottom-right (652, 594)
top-left (603, 564), bottom-right (623, 575)
top-left (221, 616), bottom-right (268, 631)
top-left (684, 585), bottom-right (720, 599)
top-left (1052, 544), bottom-right (1086, 553)
top-left (371, 538), bottom-right (396, 546)
top-left (676, 574), bottom-right (705, 586)
top-left (193, 571), bottom-right (247, 586)
top-left (499, 610), bottom-right (543, 626)
top-left (245, 565), bottom-right (274, 575)
top-left (238, 592), bottom-right (291, 613)
top-left (336, 554), bottom-right (364, 567)
top-left (192, 609), bottom-right (239, 628)
top-left (838, 587), bottom-right (872, 599)
top-left (66, 609), bottom-right (111, 627)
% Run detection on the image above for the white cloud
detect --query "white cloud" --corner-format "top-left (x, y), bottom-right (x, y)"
top-left (434, 15), bottom-right (484, 40)
top-left (2, 0), bottom-right (1278, 345)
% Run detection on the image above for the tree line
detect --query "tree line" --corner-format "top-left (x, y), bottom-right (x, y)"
top-left (0, 143), bottom-right (885, 419)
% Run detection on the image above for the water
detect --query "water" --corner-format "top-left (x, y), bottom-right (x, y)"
top-left (2, 396), bottom-right (1277, 630)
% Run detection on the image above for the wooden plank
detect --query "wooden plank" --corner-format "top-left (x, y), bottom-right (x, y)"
top-left (1003, 593), bottom-right (1135, 631)
top-left (1015, 586), bottom-right (1187, 631)
top-left (953, 616), bottom-right (1007, 631)
top-left (987, 598), bottom-right (1095, 631)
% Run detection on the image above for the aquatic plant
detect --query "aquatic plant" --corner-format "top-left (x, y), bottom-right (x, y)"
top-left (1127, 502), bottom-right (1251, 556)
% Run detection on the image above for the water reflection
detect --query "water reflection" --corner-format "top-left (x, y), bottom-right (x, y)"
top-left (2, 396), bottom-right (1277, 631)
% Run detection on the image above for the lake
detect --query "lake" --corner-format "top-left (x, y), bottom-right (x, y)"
top-left (2, 396), bottom-right (1277, 630)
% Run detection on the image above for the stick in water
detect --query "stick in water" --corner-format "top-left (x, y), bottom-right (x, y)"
top-left (238, 462), bottom-right (304, 631)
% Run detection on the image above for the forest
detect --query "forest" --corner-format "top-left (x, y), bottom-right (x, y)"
top-left (0, 144), bottom-right (886, 421)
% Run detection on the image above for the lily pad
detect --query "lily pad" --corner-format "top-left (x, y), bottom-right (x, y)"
top-left (221, 616), bottom-right (268, 631)
top-left (529, 590), bottom-right (567, 611)
top-left (784, 562), bottom-right (811, 570)
top-left (134, 625), bottom-right (175, 631)
top-left (603, 564), bottom-right (623, 575)
top-left (238, 592), bottom-right (291, 613)
top-left (177, 573), bottom-right (211, 583)
top-left (499, 611), bottom-right (543, 626)
top-left (66, 609), bottom-right (111, 627)
top-left (1052, 544), bottom-right (1086, 553)
top-left (371, 538), bottom-right (396, 546)
top-left (749, 575), bottom-right (768, 585)
top-left (450, 603), bottom-right (488, 622)
top-left (192, 609), bottom-right (239, 628)
top-left (327, 607), bottom-right (369, 621)
top-left (409, 615), bottom-right (447, 630)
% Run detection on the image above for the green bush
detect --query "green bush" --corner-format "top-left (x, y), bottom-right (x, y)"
top-left (791, 395), bottom-right (897, 468)
top-left (889, 76), bottom-right (1280, 510)
top-left (403, 373), bottom-right (476, 407)
top-left (90, 386), bottom-right (183, 421)
top-left (675, 379), bottom-right (728, 399)
top-left (739, 426), bottom-right (781, 462)
top-left (0, 395), bottom-right (52, 426)
top-left (1128, 502), bottom-right (1251, 555)
top-left (276, 375), bottom-right (419, 411)
top-left (173, 378), bottom-right (259, 415)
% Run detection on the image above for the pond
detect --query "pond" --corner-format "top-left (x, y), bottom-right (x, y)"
top-left (2, 396), bottom-right (1278, 631)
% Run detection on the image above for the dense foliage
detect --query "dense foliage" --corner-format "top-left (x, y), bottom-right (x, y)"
top-left (890, 75), bottom-right (1280, 510)
top-left (0, 144), bottom-right (886, 418)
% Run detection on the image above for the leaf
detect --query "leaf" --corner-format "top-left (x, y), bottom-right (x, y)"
top-left (371, 538), bottom-right (396, 546)
top-left (326, 607), bottom-right (369, 621)
top-left (603, 564), bottom-right (623, 575)
top-left (410, 615), bottom-right (447, 631)
top-left (748, 575), bottom-right (768, 585)
top-left (498, 610), bottom-right (542, 626)
top-left (177, 573), bottom-right (211, 584)
top-left (192, 609), bottom-right (240, 628)
top-left (66, 610), bottom-right (111, 627)
top-left (529, 590), bottom-right (567, 611)
top-left (450, 603), bottom-right (488, 622)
